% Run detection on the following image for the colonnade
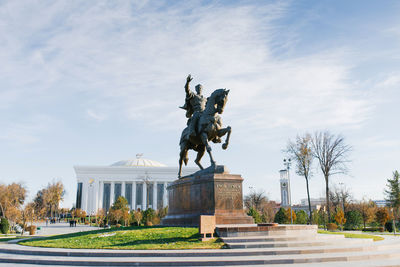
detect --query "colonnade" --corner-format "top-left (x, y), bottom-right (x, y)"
top-left (82, 180), bottom-right (169, 214)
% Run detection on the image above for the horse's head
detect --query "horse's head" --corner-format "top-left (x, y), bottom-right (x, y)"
top-left (215, 89), bottom-right (229, 114)
top-left (205, 88), bottom-right (230, 115)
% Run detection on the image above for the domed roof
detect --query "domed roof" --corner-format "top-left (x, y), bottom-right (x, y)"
top-left (110, 158), bottom-right (167, 167)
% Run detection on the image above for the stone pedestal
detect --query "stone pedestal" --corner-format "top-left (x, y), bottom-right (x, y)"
top-left (161, 170), bottom-right (254, 226)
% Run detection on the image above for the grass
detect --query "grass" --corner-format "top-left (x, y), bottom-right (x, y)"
top-left (19, 226), bottom-right (225, 250)
top-left (318, 230), bottom-right (385, 241)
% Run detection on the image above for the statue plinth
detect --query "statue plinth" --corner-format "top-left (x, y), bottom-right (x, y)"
top-left (162, 167), bottom-right (254, 226)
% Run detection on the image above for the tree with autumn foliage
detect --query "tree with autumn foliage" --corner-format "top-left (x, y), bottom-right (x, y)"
top-left (335, 209), bottom-right (346, 230)
top-left (0, 183), bottom-right (27, 219)
top-left (355, 199), bottom-right (377, 229)
top-left (286, 133), bottom-right (314, 223)
top-left (375, 207), bottom-right (391, 227)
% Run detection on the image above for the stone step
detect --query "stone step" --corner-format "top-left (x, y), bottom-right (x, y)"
top-left (1, 240), bottom-right (395, 258)
top-left (216, 224), bottom-right (318, 237)
top-left (225, 238), bottom-right (372, 249)
top-left (1, 247), bottom-right (400, 266)
top-left (221, 234), bottom-right (345, 243)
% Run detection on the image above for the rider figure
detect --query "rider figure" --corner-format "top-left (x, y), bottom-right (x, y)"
top-left (180, 74), bottom-right (207, 138)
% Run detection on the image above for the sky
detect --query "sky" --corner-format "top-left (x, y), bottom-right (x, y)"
top-left (0, 0), bottom-right (399, 208)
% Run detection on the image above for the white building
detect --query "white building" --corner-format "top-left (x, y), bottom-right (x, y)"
top-left (74, 157), bottom-right (197, 215)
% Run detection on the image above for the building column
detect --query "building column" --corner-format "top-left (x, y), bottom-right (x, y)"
top-left (121, 181), bottom-right (126, 200)
top-left (132, 182), bottom-right (136, 210)
top-left (163, 182), bottom-right (168, 208)
top-left (143, 183), bottom-right (147, 210)
top-left (99, 181), bottom-right (103, 211)
top-left (93, 180), bottom-right (99, 213)
top-left (82, 181), bottom-right (88, 212)
top-left (153, 182), bottom-right (157, 210)
top-left (110, 182), bottom-right (115, 207)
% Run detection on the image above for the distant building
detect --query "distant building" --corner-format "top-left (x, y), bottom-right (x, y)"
top-left (300, 197), bottom-right (326, 206)
top-left (291, 204), bottom-right (322, 215)
top-left (373, 200), bottom-right (388, 207)
top-left (74, 157), bottom-right (197, 215)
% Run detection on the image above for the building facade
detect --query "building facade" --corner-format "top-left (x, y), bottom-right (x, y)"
top-left (74, 158), bottom-right (197, 215)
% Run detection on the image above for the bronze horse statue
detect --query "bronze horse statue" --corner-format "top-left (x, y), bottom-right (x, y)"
top-left (178, 89), bottom-right (231, 178)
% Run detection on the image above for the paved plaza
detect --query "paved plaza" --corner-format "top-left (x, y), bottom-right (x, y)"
top-left (32, 221), bottom-right (100, 236)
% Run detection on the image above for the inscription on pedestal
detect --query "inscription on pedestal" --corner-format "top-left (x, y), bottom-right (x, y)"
top-left (215, 182), bottom-right (242, 210)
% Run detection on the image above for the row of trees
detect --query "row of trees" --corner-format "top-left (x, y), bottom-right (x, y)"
top-left (71, 196), bottom-right (168, 227)
top-left (244, 185), bottom-right (398, 231)
top-left (0, 181), bottom-right (65, 234)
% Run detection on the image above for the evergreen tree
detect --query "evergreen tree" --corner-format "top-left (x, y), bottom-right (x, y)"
top-left (385, 171), bottom-right (400, 219)
top-left (295, 210), bottom-right (308, 224)
top-left (344, 210), bottom-right (363, 230)
top-left (247, 207), bottom-right (262, 223)
top-left (274, 208), bottom-right (288, 224)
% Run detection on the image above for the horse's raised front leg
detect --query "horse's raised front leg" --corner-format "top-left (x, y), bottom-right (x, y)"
top-left (200, 133), bottom-right (216, 167)
top-left (217, 126), bottom-right (231, 150)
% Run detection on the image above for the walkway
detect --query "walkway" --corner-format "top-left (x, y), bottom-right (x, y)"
top-left (33, 221), bottom-right (100, 236)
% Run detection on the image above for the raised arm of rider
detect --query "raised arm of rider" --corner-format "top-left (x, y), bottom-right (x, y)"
top-left (185, 74), bottom-right (193, 94)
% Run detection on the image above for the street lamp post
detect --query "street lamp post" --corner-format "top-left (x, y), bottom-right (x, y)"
top-left (283, 158), bottom-right (292, 224)
top-left (339, 182), bottom-right (345, 212)
top-left (89, 179), bottom-right (94, 226)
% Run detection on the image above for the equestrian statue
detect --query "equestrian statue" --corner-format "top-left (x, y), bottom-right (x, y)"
top-left (178, 74), bottom-right (231, 178)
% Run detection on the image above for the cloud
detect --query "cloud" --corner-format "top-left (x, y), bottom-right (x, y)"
top-left (86, 109), bottom-right (107, 122)
top-left (0, 0), bottom-right (380, 137)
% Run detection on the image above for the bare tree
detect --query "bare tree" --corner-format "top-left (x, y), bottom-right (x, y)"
top-left (244, 190), bottom-right (268, 211)
top-left (311, 131), bottom-right (351, 221)
top-left (286, 133), bottom-right (313, 223)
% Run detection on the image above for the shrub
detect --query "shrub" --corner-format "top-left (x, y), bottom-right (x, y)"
top-left (274, 208), bottom-right (287, 224)
top-left (295, 210), bottom-right (308, 224)
top-left (327, 223), bottom-right (338, 231)
top-left (247, 207), bottom-right (262, 224)
top-left (344, 210), bottom-right (363, 230)
top-left (362, 227), bottom-right (380, 232)
top-left (0, 218), bottom-right (9, 234)
top-left (152, 216), bottom-right (160, 225)
top-left (384, 221), bottom-right (398, 232)
top-left (115, 224), bottom-right (121, 228)
top-left (142, 208), bottom-right (156, 226)
top-left (26, 225), bottom-right (36, 235)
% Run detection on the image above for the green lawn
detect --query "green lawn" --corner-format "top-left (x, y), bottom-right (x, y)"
top-left (318, 230), bottom-right (384, 241)
top-left (19, 226), bottom-right (225, 250)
